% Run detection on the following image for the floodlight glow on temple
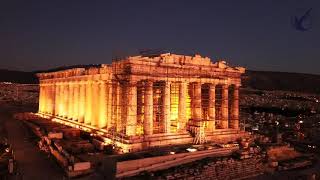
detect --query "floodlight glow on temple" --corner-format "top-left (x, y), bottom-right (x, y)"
top-left (36, 53), bottom-right (246, 152)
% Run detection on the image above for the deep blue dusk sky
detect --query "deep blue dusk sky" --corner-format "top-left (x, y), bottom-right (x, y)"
top-left (1, 0), bottom-right (320, 74)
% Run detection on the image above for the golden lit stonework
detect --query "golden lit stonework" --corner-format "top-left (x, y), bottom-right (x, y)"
top-left (37, 53), bottom-right (246, 152)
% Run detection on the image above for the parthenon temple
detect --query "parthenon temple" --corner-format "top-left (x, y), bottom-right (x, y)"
top-left (37, 53), bottom-right (246, 152)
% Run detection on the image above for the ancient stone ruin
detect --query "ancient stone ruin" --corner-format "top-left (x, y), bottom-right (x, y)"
top-left (36, 53), bottom-right (246, 152)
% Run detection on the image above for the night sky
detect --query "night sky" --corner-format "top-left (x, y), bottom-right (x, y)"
top-left (1, 1), bottom-right (320, 74)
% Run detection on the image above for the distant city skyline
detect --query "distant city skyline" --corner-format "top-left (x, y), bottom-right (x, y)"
top-left (1, 0), bottom-right (320, 74)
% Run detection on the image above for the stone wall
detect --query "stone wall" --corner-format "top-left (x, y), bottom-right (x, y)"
top-left (133, 156), bottom-right (265, 180)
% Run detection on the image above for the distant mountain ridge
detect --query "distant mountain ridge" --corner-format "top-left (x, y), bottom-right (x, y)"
top-left (0, 69), bottom-right (38, 84)
top-left (0, 68), bottom-right (320, 94)
top-left (0, 65), bottom-right (101, 84)
top-left (242, 70), bottom-right (320, 94)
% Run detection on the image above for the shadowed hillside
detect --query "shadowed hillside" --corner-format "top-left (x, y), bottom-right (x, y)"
top-left (0, 65), bottom-right (100, 84)
top-left (0, 69), bottom-right (38, 84)
top-left (242, 70), bottom-right (320, 94)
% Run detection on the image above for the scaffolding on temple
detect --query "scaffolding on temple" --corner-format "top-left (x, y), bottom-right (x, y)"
top-left (108, 53), bottom-right (240, 146)
top-left (36, 52), bottom-right (245, 152)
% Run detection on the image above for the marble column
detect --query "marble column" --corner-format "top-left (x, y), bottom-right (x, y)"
top-left (84, 81), bottom-right (92, 124)
top-left (42, 84), bottom-right (46, 113)
top-left (62, 83), bottom-right (67, 117)
top-left (51, 83), bottom-right (56, 115)
top-left (231, 85), bottom-right (240, 129)
top-left (208, 83), bottom-right (216, 131)
top-left (144, 81), bottom-right (153, 135)
top-left (193, 82), bottom-right (202, 120)
top-left (55, 83), bottom-right (60, 116)
top-left (47, 85), bottom-right (51, 114)
top-left (64, 83), bottom-right (69, 118)
top-left (42, 85), bottom-right (46, 113)
top-left (78, 82), bottom-right (86, 123)
top-left (73, 82), bottom-right (79, 121)
top-left (126, 82), bottom-right (137, 136)
top-left (178, 82), bottom-right (187, 131)
top-left (106, 83), bottom-right (113, 129)
top-left (47, 84), bottom-right (51, 114)
top-left (91, 81), bottom-right (99, 127)
top-left (162, 81), bottom-right (171, 133)
top-left (43, 85), bottom-right (48, 113)
top-left (38, 84), bottom-right (43, 113)
top-left (112, 82), bottom-right (120, 131)
top-left (221, 84), bottom-right (229, 129)
top-left (49, 84), bottom-right (53, 114)
top-left (68, 83), bottom-right (74, 120)
top-left (98, 81), bottom-right (107, 128)
top-left (58, 83), bottom-right (64, 117)
top-left (46, 84), bottom-right (49, 113)
top-left (61, 83), bottom-right (66, 117)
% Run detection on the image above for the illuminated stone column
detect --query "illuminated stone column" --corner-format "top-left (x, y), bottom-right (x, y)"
top-left (43, 84), bottom-right (48, 113)
top-left (49, 84), bottom-right (53, 114)
top-left (63, 82), bottom-right (69, 118)
top-left (112, 82), bottom-right (120, 131)
top-left (38, 85), bottom-right (41, 112)
top-left (47, 84), bottom-right (51, 114)
top-left (73, 82), bottom-right (79, 121)
top-left (38, 84), bottom-right (44, 113)
top-left (77, 82), bottom-right (81, 121)
top-left (91, 81), bottom-right (99, 127)
top-left (67, 83), bottom-right (74, 120)
top-left (84, 81), bottom-right (92, 125)
top-left (41, 84), bottom-right (46, 113)
top-left (55, 83), bottom-right (60, 116)
top-left (59, 83), bottom-right (64, 117)
top-left (42, 84), bottom-right (46, 113)
top-left (163, 81), bottom-right (171, 133)
top-left (48, 84), bottom-right (52, 114)
top-left (231, 85), bottom-right (239, 129)
top-left (98, 81), bottom-right (107, 128)
top-left (144, 81), bottom-right (153, 135)
top-left (78, 82), bottom-right (86, 123)
top-left (46, 84), bottom-right (49, 113)
top-left (221, 84), bottom-right (229, 129)
top-left (208, 84), bottom-right (216, 131)
top-left (62, 83), bottom-right (67, 118)
top-left (43, 85), bottom-right (47, 113)
top-left (51, 83), bottom-right (56, 115)
top-left (178, 82), bottom-right (187, 131)
top-left (192, 82), bottom-right (202, 120)
top-left (106, 83), bottom-right (113, 129)
top-left (44, 84), bottom-right (48, 114)
top-left (126, 82), bottom-right (137, 136)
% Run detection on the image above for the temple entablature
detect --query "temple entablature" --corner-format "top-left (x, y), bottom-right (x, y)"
top-left (36, 53), bottom-right (246, 152)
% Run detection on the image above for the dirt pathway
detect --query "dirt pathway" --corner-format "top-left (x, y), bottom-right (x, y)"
top-left (1, 106), bottom-right (65, 180)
